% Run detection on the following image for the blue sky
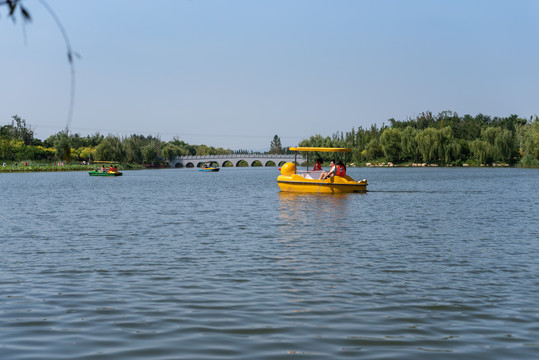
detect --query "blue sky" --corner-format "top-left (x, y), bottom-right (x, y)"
top-left (1, 0), bottom-right (538, 150)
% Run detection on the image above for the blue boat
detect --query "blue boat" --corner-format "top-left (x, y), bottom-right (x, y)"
top-left (199, 162), bottom-right (220, 172)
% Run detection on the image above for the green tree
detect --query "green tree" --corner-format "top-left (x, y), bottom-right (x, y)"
top-left (195, 144), bottom-right (212, 156)
top-left (142, 144), bottom-right (158, 164)
top-left (75, 147), bottom-right (96, 162)
top-left (123, 135), bottom-right (144, 163)
top-left (493, 128), bottom-right (514, 163)
top-left (415, 111), bottom-right (435, 129)
top-left (415, 128), bottom-right (439, 163)
top-left (516, 116), bottom-right (539, 164)
top-left (480, 127), bottom-right (514, 163)
top-left (167, 137), bottom-right (196, 156)
top-left (53, 132), bottom-right (71, 162)
top-left (10, 115), bottom-right (35, 145)
top-left (380, 128), bottom-right (402, 163)
top-left (470, 139), bottom-right (493, 164)
top-left (95, 135), bottom-right (124, 161)
top-left (438, 127), bottom-right (460, 164)
top-left (161, 144), bottom-right (179, 160)
top-left (270, 135), bottom-right (282, 154)
top-left (365, 138), bottom-right (383, 160)
top-left (0, 138), bottom-right (13, 160)
top-left (401, 126), bottom-right (419, 162)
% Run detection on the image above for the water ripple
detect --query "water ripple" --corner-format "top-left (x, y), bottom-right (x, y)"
top-left (1, 168), bottom-right (538, 359)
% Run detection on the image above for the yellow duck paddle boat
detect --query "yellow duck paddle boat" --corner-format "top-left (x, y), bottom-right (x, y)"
top-left (277, 147), bottom-right (367, 193)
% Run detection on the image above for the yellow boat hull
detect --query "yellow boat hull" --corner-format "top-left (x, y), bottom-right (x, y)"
top-left (277, 174), bottom-right (367, 193)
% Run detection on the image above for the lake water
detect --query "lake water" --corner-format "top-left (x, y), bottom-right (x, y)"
top-left (1, 167), bottom-right (538, 359)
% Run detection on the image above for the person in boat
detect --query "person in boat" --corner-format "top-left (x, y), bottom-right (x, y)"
top-left (313, 158), bottom-right (322, 171)
top-left (336, 161), bottom-right (346, 176)
top-left (100, 165), bottom-right (105, 172)
top-left (113, 166), bottom-right (118, 172)
top-left (319, 160), bottom-right (336, 179)
top-left (109, 165), bottom-right (113, 172)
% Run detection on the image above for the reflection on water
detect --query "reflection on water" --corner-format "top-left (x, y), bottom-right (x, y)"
top-left (278, 191), bottom-right (357, 226)
top-left (277, 191), bottom-right (367, 252)
top-left (276, 192), bottom-right (364, 328)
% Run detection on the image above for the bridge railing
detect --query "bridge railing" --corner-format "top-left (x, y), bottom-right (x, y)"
top-left (177, 154), bottom-right (302, 160)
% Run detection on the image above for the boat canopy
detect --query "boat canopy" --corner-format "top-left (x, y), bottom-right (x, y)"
top-left (289, 147), bottom-right (352, 153)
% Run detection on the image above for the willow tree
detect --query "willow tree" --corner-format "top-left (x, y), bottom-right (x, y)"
top-left (95, 136), bottom-right (125, 162)
top-left (493, 128), bottom-right (514, 163)
top-left (470, 139), bottom-right (492, 164)
top-left (479, 127), bottom-right (514, 163)
top-left (415, 128), bottom-right (439, 163)
top-left (401, 126), bottom-right (419, 162)
top-left (380, 128), bottom-right (402, 163)
top-left (123, 136), bottom-right (144, 164)
top-left (516, 117), bottom-right (539, 163)
top-left (161, 144), bottom-right (187, 161)
top-left (438, 127), bottom-right (460, 164)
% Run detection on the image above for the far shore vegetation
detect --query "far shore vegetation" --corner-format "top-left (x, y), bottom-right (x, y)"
top-left (2, 111), bottom-right (539, 172)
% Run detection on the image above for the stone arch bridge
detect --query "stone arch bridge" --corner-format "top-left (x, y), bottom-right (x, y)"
top-left (169, 154), bottom-right (303, 168)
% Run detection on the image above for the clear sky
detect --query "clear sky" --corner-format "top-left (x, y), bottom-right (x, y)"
top-left (1, 0), bottom-right (538, 150)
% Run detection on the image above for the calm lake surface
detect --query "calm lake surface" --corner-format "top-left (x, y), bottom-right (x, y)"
top-left (1, 167), bottom-right (538, 359)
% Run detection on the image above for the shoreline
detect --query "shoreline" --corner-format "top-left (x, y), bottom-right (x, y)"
top-left (0, 163), bottom-right (145, 173)
top-left (2, 163), bottom-right (536, 173)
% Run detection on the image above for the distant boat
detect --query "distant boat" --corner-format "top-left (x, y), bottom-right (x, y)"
top-left (277, 147), bottom-right (367, 193)
top-left (199, 162), bottom-right (220, 172)
top-left (89, 170), bottom-right (122, 176)
top-left (89, 161), bottom-right (123, 176)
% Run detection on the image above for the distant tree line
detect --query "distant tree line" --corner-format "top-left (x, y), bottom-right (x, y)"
top-left (1, 115), bottom-right (232, 165)
top-left (2, 111), bottom-right (539, 167)
top-left (298, 111), bottom-right (539, 167)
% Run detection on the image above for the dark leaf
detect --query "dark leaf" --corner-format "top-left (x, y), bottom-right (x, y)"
top-left (20, 5), bottom-right (31, 21)
top-left (9, 3), bottom-right (16, 16)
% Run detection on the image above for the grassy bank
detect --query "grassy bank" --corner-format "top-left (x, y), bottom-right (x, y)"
top-left (0, 162), bottom-right (144, 173)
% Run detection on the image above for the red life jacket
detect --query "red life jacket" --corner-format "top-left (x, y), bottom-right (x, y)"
top-left (313, 162), bottom-right (322, 171)
top-left (336, 165), bottom-right (346, 177)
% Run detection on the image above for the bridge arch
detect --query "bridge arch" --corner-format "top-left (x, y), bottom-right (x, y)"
top-left (196, 160), bottom-right (220, 168)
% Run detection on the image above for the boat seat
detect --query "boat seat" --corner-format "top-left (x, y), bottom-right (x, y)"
top-left (299, 171), bottom-right (323, 180)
